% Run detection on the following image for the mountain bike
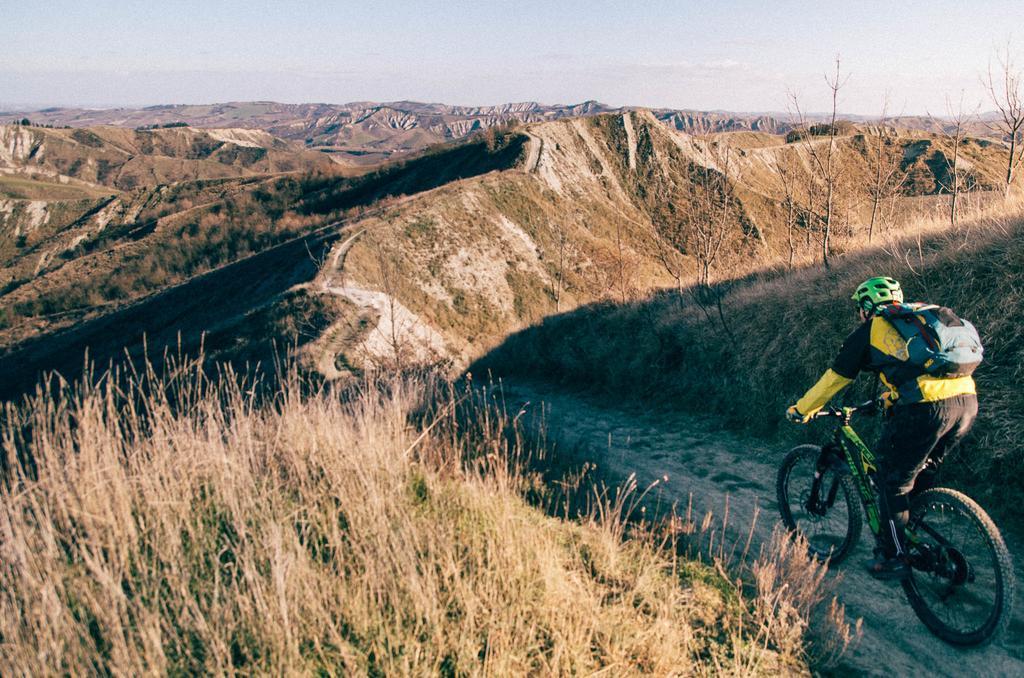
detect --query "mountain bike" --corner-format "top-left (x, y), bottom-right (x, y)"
top-left (776, 401), bottom-right (1015, 646)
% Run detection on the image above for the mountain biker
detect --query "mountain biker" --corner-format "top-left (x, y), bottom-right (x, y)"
top-left (785, 276), bottom-right (978, 580)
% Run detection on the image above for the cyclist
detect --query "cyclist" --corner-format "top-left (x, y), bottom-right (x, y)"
top-left (786, 276), bottom-right (978, 580)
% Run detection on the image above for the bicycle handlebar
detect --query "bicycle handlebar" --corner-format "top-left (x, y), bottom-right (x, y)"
top-left (810, 400), bottom-right (878, 420)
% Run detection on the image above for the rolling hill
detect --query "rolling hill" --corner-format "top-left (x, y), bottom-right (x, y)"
top-left (7, 100), bottom-right (807, 166)
top-left (0, 109), bottom-right (1011, 398)
top-left (10, 100), bottom-right (1009, 169)
top-left (0, 122), bottom-right (337, 193)
top-left (0, 122), bottom-right (346, 293)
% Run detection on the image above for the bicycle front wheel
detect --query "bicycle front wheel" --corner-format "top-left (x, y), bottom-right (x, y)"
top-left (777, 444), bottom-right (862, 564)
top-left (902, 487), bottom-right (1015, 646)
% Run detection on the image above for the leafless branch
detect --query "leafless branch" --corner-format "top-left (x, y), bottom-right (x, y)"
top-left (984, 41), bottom-right (1024, 196)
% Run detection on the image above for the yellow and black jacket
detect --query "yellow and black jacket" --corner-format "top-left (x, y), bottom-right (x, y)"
top-left (795, 314), bottom-right (976, 416)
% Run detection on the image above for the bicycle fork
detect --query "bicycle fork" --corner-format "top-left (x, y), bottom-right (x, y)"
top-left (806, 449), bottom-right (843, 516)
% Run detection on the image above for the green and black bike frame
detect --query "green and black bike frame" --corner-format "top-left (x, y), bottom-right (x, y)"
top-left (815, 408), bottom-right (883, 536)
top-left (800, 401), bottom-right (987, 601)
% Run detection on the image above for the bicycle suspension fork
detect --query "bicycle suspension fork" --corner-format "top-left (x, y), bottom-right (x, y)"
top-left (807, 444), bottom-right (844, 516)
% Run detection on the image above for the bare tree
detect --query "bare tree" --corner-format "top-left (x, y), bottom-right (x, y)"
top-left (645, 166), bottom-right (692, 301)
top-left (687, 130), bottom-right (738, 287)
top-left (864, 98), bottom-right (907, 242)
top-left (930, 94), bottom-right (977, 228)
top-left (789, 55), bottom-right (849, 267)
top-left (635, 159), bottom-right (690, 295)
top-left (985, 42), bottom-right (1024, 197)
top-left (577, 234), bottom-right (626, 303)
top-left (652, 234), bottom-right (686, 294)
top-left (771, 150), bottom-right (801, 269)
top-left (373, 243), bottom-right (408, 373)
top-left (643, 124), bottom-right (740, 336)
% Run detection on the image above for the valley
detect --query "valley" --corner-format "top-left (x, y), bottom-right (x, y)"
top-left (2, 101), bottom-right (1022, 674)
top-left (0, 108), bottom-right (1010, 391)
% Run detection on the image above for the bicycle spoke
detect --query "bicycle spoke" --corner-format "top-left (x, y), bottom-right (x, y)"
top-left (909, 500), bottom-right (1002, 637)
top-left (780, 448), bottom-right (857, 561)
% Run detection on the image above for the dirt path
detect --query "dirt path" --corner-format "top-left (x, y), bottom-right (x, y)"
top-left (301, 227), bottom-right (446, 376)
top-left (523, 133), bottom-right (543, 173)
top-left (502, 381), bottom-right (1024, 677)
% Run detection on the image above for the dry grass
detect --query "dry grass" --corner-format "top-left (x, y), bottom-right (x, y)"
top-left (475, 197), bottom-right (1024, 514)
top-left (0, 359), bottom-right (852, 675)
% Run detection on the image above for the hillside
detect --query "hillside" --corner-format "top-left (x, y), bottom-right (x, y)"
top-left (0, 110), bottom-right (1011, 397)
top-left (0, 123), bottom-right (336, 193)
top-left (1, 346), bottom-right (851, 674)
top-left (471, 203), bottom-right (1024, 517)
top-left (7, 101), bottom-right (617, 166)
top-left (0, 130), bottom-right (528, 388)
top-left (0, 123), bottom-right (342, 274)
top-left (248, 111), bottom-right (1009, 372)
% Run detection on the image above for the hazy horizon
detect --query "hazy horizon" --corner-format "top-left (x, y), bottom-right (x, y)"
top-left (0, 98), bottom-right (1005, 123)
top-left (3, 1), bottom-right (1024, 116)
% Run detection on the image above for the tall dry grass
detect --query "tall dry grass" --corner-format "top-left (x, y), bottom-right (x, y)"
top-left (0, 360), bottom-right (849, 675)
top-left (474, 198), bottom-right (1024, 514)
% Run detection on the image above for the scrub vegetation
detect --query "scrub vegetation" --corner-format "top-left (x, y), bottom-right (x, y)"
top-left (0, 360), bottom-right (853, 675)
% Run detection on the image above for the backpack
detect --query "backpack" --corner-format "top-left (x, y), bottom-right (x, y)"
top-left (880, 303), bottom-right (984, 377)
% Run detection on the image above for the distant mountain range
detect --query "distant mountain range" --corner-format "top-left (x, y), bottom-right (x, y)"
top-left (3, 101), bottom-right (800, 165)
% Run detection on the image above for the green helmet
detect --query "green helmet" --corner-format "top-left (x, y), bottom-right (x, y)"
top-left (852, 276), bottom-right (903, 314)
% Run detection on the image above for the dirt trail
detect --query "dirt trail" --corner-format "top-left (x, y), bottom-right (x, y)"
top-left (302, 227), bottom-right (446, 375)
top-left (523, 133), bottom-right (543, 173)
top-left (503, 381), bottom-right (1024, 677)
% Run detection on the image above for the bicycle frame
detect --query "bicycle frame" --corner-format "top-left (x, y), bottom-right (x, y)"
top-left (817, 405), bottom-right (924, 548)
top-left (830, 410), bottom-right (882, 537)
top-left (802, 397), bottom-right (968, 562)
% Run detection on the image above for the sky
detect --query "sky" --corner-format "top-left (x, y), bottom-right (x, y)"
top-left (2, 0), bottom-right (1022, 115)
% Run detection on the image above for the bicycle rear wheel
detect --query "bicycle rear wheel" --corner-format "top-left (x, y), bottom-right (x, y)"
top-left (902, 487), bottom-right (1015, 646)
top-left (777, 444), bottom-right (862, 564)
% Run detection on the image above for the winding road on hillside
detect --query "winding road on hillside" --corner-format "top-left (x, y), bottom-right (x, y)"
top-left (502, 381), bottom-right (1024, 677)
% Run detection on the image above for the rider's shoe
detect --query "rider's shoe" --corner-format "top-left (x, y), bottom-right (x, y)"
top-left (865, 554), bottom-right (910, 581)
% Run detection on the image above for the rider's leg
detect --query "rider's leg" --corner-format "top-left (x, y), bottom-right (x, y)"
top-left (875, 403), bottom-right (948, 558)
top-left (869, 396), bottom-right (978, 579)
top-left (910, 395), bottom-right (979, 497)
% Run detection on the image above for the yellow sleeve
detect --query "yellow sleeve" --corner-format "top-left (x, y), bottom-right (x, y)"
top-left (795, 369), bottom-right (854, 415)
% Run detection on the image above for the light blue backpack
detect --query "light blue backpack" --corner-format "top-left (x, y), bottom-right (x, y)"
top-left (881, 303), bottom-right (984, 377)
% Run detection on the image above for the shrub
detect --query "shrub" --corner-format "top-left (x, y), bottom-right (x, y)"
top-left (70, 128), bottom-right (104, 148)
top-left (785, 129), bottom-right (807, 143)
top-left (809, 121), bottom-right (854, 136)
top-left (0, 362), bottom-right (837, 674)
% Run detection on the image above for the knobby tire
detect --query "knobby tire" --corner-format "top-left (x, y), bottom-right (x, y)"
top-left (901, 487), bottom-right (1015, 646)
top-left (777, 444), bottom-right (862, 565)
